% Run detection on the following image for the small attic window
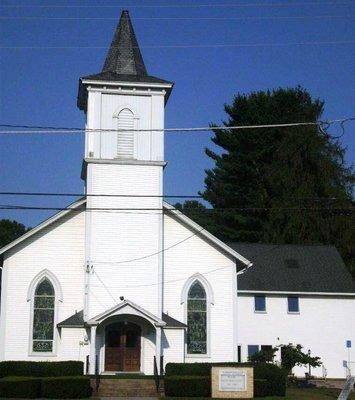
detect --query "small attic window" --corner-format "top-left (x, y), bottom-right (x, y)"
top-left (285, 258), bottom-right (300, 269)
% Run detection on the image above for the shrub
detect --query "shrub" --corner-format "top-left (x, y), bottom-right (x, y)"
top-left (254, 363), bottom-right (287, 397)
top-left (254, 379), bottom-right (268, 397)
top-left (165, 363), bottom-right (211, 377)
top-left (164, 376), bottom-right (210, 397)
top-left (0, 361), bottom-right (84, 378)
top-left (164, 362), bottom-right (286, 398)
top-left (165, 362), bottom-right (251, 377)
top-left (0, 376), bottom-right (41, 398)
top-left (41, 376), bottom-right (92, 399)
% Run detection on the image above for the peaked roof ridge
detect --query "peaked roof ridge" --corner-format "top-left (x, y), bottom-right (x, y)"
top-left (102, 10), bottom-right (147, 76)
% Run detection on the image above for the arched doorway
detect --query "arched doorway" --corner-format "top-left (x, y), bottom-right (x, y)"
top-left (105, 322), bottom-right (141, 372)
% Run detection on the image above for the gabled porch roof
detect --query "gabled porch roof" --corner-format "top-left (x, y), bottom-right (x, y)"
top-left (86, 299), bottom-right (166, 327)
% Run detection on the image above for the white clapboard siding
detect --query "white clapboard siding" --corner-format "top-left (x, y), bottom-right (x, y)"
top-left (117, 108), bottom-right (134, 158)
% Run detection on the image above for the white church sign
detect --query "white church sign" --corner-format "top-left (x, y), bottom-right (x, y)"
top-left (219, 369), bottom-right (246, 391)
top-left (211, 366), bottom-right (254, 398)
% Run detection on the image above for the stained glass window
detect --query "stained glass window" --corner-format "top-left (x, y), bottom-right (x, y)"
top-left (33, 278), bottom-right (55, 352)
top-left (187, 281), bottom-right (207, 354)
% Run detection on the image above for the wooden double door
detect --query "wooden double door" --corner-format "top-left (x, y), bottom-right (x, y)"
top-left (105, 322), bottom-right (141, 372)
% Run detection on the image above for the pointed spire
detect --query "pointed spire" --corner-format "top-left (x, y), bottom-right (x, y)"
top-left (102, 10), bottom-right (147, 76)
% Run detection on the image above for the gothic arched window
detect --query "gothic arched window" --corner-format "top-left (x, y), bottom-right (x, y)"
top-left (32, 278), bottom-right (55, 352)
top-left (117, 108), bottom-right (134, 158)
top-left (187, 280), bottom-right (207, 354)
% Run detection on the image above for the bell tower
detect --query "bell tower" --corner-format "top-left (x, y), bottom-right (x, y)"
top-left (77, 11), bottom-right (173, 322)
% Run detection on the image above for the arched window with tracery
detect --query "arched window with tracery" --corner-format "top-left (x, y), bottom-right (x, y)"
top-left (117, 108), bottom-right (134, 158)
top-left (187, 280), bottom-right (207, 354)
top-left (32, 278), bottom-right (55, 352)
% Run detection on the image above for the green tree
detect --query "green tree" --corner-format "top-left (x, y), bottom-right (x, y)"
top-left (280, 344), bottom-right (321, 374)
top-left (249, 347), bottom-right (278, 363)
top-left (198, 87), bottom-right (354, 276)
top-left (173, 200), bottom-right (218, 235)
top-left (0, 219), bottom-right (30, 248)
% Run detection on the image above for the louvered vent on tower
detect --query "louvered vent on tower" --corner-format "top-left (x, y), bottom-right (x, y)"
top-left (117, 108), bottom-right (134, 158)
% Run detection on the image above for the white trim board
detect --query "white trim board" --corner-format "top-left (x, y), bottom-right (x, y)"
top-left (237, 290), bottom-right (355, 297)
top-left (86, 299), bottom-right (166, 327)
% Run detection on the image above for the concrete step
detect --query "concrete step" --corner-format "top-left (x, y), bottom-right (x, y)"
top-left (91, 378), bottom-right (160, 397)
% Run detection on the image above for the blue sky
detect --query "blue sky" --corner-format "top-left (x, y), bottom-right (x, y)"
top-left (0, 0), bottom-right (354, 228)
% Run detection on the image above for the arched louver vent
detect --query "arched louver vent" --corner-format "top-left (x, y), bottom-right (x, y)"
top-left (117, 108), bottom-right (134, 158)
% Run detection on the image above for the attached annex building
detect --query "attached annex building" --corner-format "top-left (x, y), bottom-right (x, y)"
top-left (0, 11), bottom-right (354, 379)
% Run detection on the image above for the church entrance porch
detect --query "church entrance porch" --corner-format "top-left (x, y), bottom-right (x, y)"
top-left (105, 322), bottom-right (141, 372)
top-left (86, 299), bottom-right (167, 375)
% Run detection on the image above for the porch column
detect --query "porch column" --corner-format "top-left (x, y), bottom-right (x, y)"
top-left (89, 325), bottom-right (97, 375)
top-left (155, 326), bottom-right (162, 374)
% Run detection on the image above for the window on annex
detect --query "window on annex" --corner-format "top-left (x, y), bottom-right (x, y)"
top-left (187, 280), bottom-right (207, 354)
top-left (287, 296), bottom-right (299, 313)
top-left (261, 345), bottom-right (274, 361)
top-left (254, 295), bottom-right (266, 312)
top-left (32, 278), bottom-right (55, 352)
top-left (247, 345), bottom-right (259, 359)
top-left (237, 345), bottom-right (242, 363)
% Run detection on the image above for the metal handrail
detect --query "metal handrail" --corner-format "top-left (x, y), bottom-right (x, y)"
top-left (95, 354), bottom-right (100, 392)
top-left (153, 356), bottom-right (160, 392)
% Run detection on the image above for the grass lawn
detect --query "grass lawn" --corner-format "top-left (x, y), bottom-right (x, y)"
top-left (165, 387), bottom-right (355, 400)
top-left (259, 387), bottom-right (355, 399)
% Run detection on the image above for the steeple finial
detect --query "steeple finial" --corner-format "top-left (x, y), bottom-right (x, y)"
top-left (102, 10), bottom-right (147, 76)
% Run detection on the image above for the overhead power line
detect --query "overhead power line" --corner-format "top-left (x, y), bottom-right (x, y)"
top-left (2, 15), bottom-right (353, 21)
top-left (0, 118), bottom-right (353, 135)
top-left (0, 192), bottom-right (202, 199)
top-left (90, 244), bottom-right (289, 293)
top-left (0, 1), bottom-right (352, 8)
top-left (0, 191), bottom-right (348, 201)
top-left (93, 227), bottom-right (205, 266)
top-left (0, 205), bottom-right (352, 213)
top-left (2, 40), bottom-right (355, 50)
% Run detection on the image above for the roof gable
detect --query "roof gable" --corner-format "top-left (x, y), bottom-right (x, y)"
top-left (1, 199), bottom-right (250, 269)
top-left (86, 299), bottom-right (166, 326)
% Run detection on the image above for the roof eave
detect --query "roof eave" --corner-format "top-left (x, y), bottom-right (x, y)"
top-left (163, 202), bottom-right (252, 267)
top-left (77, 78), bottom-right (174, 111)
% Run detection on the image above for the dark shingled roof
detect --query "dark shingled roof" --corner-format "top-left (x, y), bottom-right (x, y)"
top-left (57, 310), bottom-right (84, 328)
top-left (162, 313), bottom-right (187, 328)
top-left (77, 10), bottom-right (172, 110)
top-left (229, 243), bottom-right (355, 294)
top-left (57, 310), bottom-right (186, 328)
top-left (102, 10), bottom-right (147, 76)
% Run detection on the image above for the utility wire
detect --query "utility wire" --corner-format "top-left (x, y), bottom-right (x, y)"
top-left (92, 227), bottom-right (205, 266)
top-left (90, 243), bottom-right (285, 291)
top-left (2, 15), bottom-right (353, 21)
top-left (92, 266), bottom-right (228, 292)
top-left (93, 271), bottom-right (117, 304)
top-left (0, 205), bottom-right (352, 212)
top-left (0, 1), bottom-right (352, 8)
top-left (0, 191), bottom-right (348, 201)
top-left (2, 40), bottom-right (355, 50)
top-left (0, 192), bottom-right (202, 199)
top-left (0, 118), bottom-right (353, 134)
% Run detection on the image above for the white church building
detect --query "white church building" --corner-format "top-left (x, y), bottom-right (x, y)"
top-left (0, 11), bottom-right (354, 379)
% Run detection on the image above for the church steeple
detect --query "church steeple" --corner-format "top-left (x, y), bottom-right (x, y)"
top-left (77, 10), bottom-right (172, 111)
top-left (102, 10), bottom-right (147, 76)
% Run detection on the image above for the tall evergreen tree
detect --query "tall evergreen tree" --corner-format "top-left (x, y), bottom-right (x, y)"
top-left (0, 219), bottom-right (30, 248)
top-left (194, 87), bottom-right (354, 275)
